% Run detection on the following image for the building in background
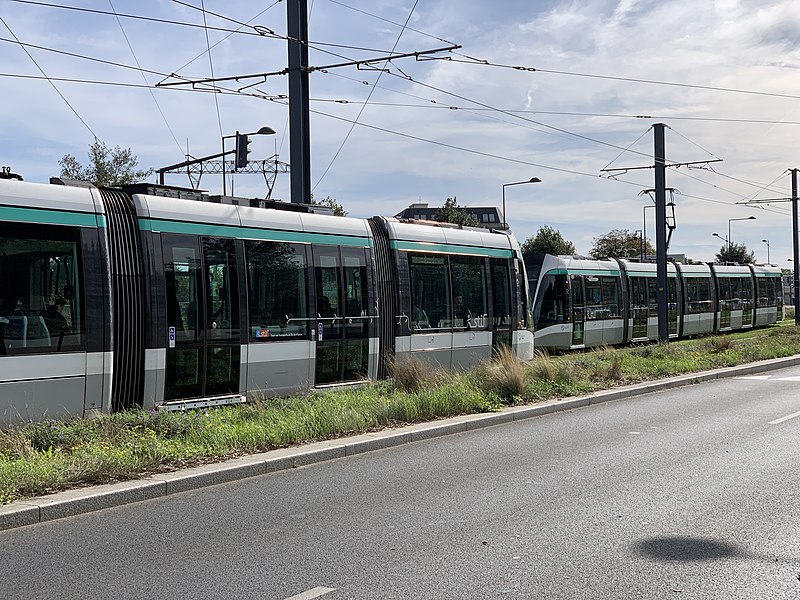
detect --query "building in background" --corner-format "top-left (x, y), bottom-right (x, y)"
top-left (394, 202), bottom-right (503, 228)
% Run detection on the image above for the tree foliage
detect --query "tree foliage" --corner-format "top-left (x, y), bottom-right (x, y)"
top-left (433, 197), bottom-right (479, 227)
top-left (590, 228), bottom-right (654, 259)
top-left (715, 242), bottom-right (755, 264)
top-left (59, 140), bottom-right (153, 187)
top-left (309, 195), bottom-right (347, 217)
top-left (521, 225), bottom-right (576, 255)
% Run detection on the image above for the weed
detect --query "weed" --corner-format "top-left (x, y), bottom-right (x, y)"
top-left (389, 355), bottom-right (440, 393)
top-left (474, 346), bottom-right (529, 402)
top-left (529, 350), bottom-right (555, 382)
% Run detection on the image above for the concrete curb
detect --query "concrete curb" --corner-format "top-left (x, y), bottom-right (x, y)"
top-left (3, 353), bottom-right (799, 532)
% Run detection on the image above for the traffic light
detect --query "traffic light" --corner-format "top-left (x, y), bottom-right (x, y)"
top-left (234, 133), bottom-right (250, 169)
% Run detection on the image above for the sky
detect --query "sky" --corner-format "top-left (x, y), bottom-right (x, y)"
top-left (2, 0), bottom-right (800, 263)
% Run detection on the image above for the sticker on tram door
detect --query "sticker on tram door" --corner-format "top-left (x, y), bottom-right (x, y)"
top-left (318, 322), bottom-right (324, 342)
top-left (168, 326), bottom-right (176, 348)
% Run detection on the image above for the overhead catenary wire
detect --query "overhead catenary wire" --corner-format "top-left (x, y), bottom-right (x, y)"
top-left (314, 0), bottom-right (434, 192)
top-left (109, 0), bottom-right (184, 154)
top-left (448, 52), bottom-right (800, 102)
top-left (0, 14), bottom-right (97, 139)
top-left (199, 0), bottom-right (224, 140)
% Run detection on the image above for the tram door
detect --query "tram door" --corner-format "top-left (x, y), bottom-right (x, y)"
top-left (668, 278), bottom-right (679, 336)
top-left (313, 246), bottom-right (370, 385)
top-left (163, 235), bottom-right (241, 401)
top-left (570, 274), bottom-right (585, 347)
top-left (490, 258), bottom-right (512, 351)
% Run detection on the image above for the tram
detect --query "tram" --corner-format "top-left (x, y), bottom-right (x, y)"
top-left (525, 253), bottom-right (783, 351)
top-left (0, 178), bottom-right (534, 425)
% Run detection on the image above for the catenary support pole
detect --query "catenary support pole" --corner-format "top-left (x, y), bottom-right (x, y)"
top-left (287, 0), bottom-right (311, 204)
top-left (792, 168), bottom-right (799, 325)
top-left (654, 124), bottom-right (669, 342)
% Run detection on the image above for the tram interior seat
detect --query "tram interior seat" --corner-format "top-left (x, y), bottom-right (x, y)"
top-left (3, 314), bottom-right (51, 348)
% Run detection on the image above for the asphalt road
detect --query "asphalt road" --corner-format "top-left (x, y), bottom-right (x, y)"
top-left (3, 365), bottom-right (800, 599)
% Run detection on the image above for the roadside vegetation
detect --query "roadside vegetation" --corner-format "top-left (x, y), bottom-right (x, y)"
top-left (2, 323), bottom-right (800, 505)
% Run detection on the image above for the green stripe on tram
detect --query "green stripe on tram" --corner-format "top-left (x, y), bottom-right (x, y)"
top-left (389, 239), bottom-right (514, 258)
top-left (138, 218), bottom-right (372, 248)
top-left (0, 205), bottom-right (102, 228)
top-left (545, 268), bottom-right (622, 276)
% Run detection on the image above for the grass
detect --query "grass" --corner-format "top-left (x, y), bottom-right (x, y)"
top-left (2, 323), bottom-right (800, 505)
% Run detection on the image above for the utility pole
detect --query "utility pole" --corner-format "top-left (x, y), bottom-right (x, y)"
top-left (653, 124), bottom-right (669, 342)
top-left (737, 169), bottom-right (799, 325)
top-left (601, 125), bottom-right (719, 343)
top-left (287, 0), bottom-right (311, 204)
top-left (793, 169), bottom-right (799, 325)
top-left (156, 9), bottom-right (458, 202)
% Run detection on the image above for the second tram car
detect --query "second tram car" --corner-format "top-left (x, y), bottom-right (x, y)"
top-left (0, 178), bottom-right (534, 424)
top-left (526, 253), bottom-right (783, 351)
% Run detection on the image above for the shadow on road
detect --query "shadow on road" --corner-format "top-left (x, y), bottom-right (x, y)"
top-left (635, 536), bottom-right (745, 562)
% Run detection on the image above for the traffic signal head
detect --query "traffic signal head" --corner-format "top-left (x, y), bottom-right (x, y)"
top-left (234, 133), bottom-right (251, 169)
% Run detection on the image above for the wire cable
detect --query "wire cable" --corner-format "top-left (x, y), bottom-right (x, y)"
top-left (448, 52), bottom-right (800, 101)
top-left (313, 0), bottom-right (420, 191)
top-left (0, 15), bottom-right (97, 138)
top-left (199, 0), bottom-right (224, 140)
top-left (109, 0), bottom-right (183, 154)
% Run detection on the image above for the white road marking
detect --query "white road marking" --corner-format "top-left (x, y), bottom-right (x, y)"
top-left (284, 587), bottom-right (336, 600)
top-left (736, 375), bottom-right (800, 382)
top-left (769, 410), bottom-right (800, 425)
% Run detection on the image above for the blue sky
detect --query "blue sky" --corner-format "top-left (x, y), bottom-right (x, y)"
top-left (2, 0), bottom-right (799, 263)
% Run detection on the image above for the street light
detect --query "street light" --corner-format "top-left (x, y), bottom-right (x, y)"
top-left (222, 126), bottom-right (276, 195)
top-left (728, 216), bottom-right (756, 249)
top-left (712, 232), bottom-right (729, 250)
top-left (762, 239), bottom-right (770, 264)
top-left (501, 177), bottom-right (541, 229)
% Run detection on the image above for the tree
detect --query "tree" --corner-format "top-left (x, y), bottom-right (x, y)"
top-left (715, 242), bottom-right (755, 264)
top-left (309, 195), bottom-right (347, 217)
top-left (590, 228), bottom-right (654, 259)
top-left (59, 140), bottom-right (153, 187)
top-left (521, 225), bottom-right (576, 255)
top-left (433, 197), bottom-right (479, 227)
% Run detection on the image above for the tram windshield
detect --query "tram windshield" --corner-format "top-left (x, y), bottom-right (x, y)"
top-left (533, 273), bottom-right (567, 330)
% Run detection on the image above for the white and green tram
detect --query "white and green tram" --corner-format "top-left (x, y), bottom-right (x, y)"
top-left (0, 178), bottom-right (534, 424)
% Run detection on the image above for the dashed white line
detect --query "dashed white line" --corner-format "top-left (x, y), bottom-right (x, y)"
top-left (284, 586), bottom-right (336, 600)
top-left (769, 410), bottom-right (800, 425)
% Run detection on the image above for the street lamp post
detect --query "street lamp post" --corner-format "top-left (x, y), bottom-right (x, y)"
top-left (501, 177), bottom-right (541, 229)
top-left (222, 126), bottom-right (276, 196)
top-left (762, 239), bottom-right (770, 264)
top-left (712, 232), bottom-right (729, 258)
top-left (728, 215), bottom-right (756, 250)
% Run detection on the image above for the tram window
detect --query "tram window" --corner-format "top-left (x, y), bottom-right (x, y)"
top-left (757, 279), bottom-right (769, 307)
top-left (647, 278), bottom-right (658, 315)
top-left (491, 259), bottom-right (514, 330)
top-left (584, 277), bottom-right (604, 320)
top-left (409, 253), bottom-right (450, 330)
top-left (601, 276), bottom-right (620, 318)
top-left (0, 222), bottom-right (85, 355)
top-left (685, 277), bottom-right (712, 314)
top-left (166, 245), bottom-right (201, 343)
top-left (718, 278), bottom-right (731, 303)
top-left (740, 277), bottom-right (753, 307)
top-left (730, 277), bottom-right (742, 309)
top-left (245, 241), bottom-right (308, 340)
top-left (533, 273), bottom-right (567, 330)
top-left (204, 238), bottom-right (239, 341)
top-left (451, 255), bottom-right (488, 330)
top-left (342, 250), bottom-right (369, 337)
